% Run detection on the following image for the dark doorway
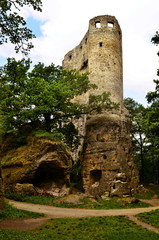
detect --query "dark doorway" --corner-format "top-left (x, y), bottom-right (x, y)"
top-left (33, 162), bottom-right (65, 189)
top-left (90, 170), bottom-right (102, 184)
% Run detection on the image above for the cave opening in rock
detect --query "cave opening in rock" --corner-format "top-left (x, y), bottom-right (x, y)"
top-left (90, 170), bottom-right (102, 184)
top-left (33, 162), bottom-right (65, 190)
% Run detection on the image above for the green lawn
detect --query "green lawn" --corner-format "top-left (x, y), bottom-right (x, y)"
top-left (0, 216), bottom-right (159, 240)
top-left (135, 184), bottom-right (159, 200)
top-left (136, 209), bottom-right (159, 229)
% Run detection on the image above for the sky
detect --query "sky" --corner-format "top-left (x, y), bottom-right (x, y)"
top-left (0, 0), bottom-right (159, 106)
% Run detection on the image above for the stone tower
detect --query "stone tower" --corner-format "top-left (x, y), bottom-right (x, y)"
top-left (63, 15), bottom-right (139, 198)
top-left (63, 15), bottom-right (123, 105)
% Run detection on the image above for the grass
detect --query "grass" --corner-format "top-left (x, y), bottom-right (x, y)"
top-left (135, 184), bottom-right (159, 199)
top-left (0, 202), bottom-right (44, 220)
top-left (33, 130), bottom-right (63, 141)
top-left (0, 215), bottom-right (159, 240)
top-left (135, 191), bottom-right (154, 200)
top-left (6, 193), bottom-right (151, 209)
top-left (136, 209), bottom-right (159, 229)
top-left (146, 184), bottom-right (159, 198)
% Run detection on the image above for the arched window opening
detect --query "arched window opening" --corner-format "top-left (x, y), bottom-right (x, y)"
top-left (95, 21), bottom-right (101, 28)
top-left (107, 21), bottom-right (114, 28)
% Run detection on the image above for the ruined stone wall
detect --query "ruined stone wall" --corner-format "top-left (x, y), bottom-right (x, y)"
top-left (63, 15), bottom-right (123, 105)
top-left (81, 113), bottom-right (139, 198)
top-left (63, 15), bottom-right (139, 197)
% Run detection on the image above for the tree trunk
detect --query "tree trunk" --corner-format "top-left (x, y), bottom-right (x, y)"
top-left (44, 113), bottom-right (51, 132)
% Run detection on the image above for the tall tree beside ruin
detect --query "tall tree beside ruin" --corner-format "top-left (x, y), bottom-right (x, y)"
top-left (124, 98), bottom-right (146, 182)
top-left (125, 32), bottom-right (159, 184)
top-left (144, 32), bottom-right (159, 183)
top-left (0, 0), bottom-right (42, 209)
top-left (0, 59), bottom-right (118, 138)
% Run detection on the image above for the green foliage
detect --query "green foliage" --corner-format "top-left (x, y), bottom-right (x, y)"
top-left (70, 159), bottom-right (83, 191)
top-left (0, 0), bottom-right (42, 54)
top-left (135, 191), bottom-right (155, 200)
top-left (0, 58), bottom-right (31, 132)
top-left (131, 184), bottom-right (159, 200)
top-left (0, 215), bottom-right (159, 240)
top-left (0, 202), bottom-right (43, 219)
top-left (0, 58), bottom-right (118, 149)
top-left (151, 31), bottom-right (159, 55)
top-left (124, 32), bottom-right (159, 184)
top-left (32, 130), bottom-right (63, 141)
top-left (143, 33), bottom-right (159, 184)
top-left (146, 184), bottom-right (159, 198)
top-left (124, 97), bottom-right (146, 182)
top-left (0, 110), bottom-right (7, 143)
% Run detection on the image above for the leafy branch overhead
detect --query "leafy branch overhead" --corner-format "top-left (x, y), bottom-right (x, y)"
top-left (0, 0), bottom-right (42, 55)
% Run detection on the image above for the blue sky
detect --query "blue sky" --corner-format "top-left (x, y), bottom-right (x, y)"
top-left (0, 0), bottom-right (159, 106)
top-left (26, 18), bottom-right (43, 38)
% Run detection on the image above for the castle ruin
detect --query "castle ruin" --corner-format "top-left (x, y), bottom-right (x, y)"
top-left (63, 15), bottom-right (139, 198)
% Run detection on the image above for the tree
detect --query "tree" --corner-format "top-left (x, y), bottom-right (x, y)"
top-left (0, 0), bottom-right (42, 55)
top-left (0, 0), bottom-right (42, 210)
top-left (144, 32), bottom-right (159, 183)
top-left (124, 97), bottom-right (146, 182)
top-left (0, 58), bottom-right (31, 132)
top-left (0, 58), bottom-right (118, 146)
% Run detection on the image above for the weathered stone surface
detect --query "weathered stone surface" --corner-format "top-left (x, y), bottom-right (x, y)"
top-left (81, 113), bottom-right (139, 198)
top-left (63, 15), bottom-right (123, 105)
top-left (13, 183), bottom-right (36, 195)
top-left (2, 137), bottom-right (72, 196)
top-left (63, 15), bottom-right (139, 197)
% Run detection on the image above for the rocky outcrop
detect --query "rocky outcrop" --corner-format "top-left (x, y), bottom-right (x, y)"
top-left (2, 137), bottom-right (72, 196)
top-left (81, 112), bottom-right (139, 198)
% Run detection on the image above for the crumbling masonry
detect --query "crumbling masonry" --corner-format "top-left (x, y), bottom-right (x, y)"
top-left (63, 15), bottom-right (139, 197)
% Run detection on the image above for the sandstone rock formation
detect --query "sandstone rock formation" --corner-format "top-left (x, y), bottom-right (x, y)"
top-left (2, 137), bottom-right (72, 196)
top-left (63, 15), bottom-right (139, 197)
top-left (81, 113), bottom-right (139, 198)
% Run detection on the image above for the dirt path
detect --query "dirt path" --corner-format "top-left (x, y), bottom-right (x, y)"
top-left (7, 199), bottom-right (159, 218)
top-left (0, 199), bottom-right (159, 232)
top-left (0, 217), bottom-right (49, 230)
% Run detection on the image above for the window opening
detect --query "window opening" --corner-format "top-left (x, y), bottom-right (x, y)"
top-left (95, 21), bottom-right (101, 28)
top-left (103, 154), bottom-right (107, 159)
top-left (69, 55), bottom-right (72, 60)
top-left (80, 59), bottom-right (88, 70)
top-left (99, 42), bottom-right (103, 47)
top-left (90, 170), bottom-right (102, 184)
top-left (107, 21), bottom-right (114, 28)
top-left (85, 38), bottom-right (87, 44)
